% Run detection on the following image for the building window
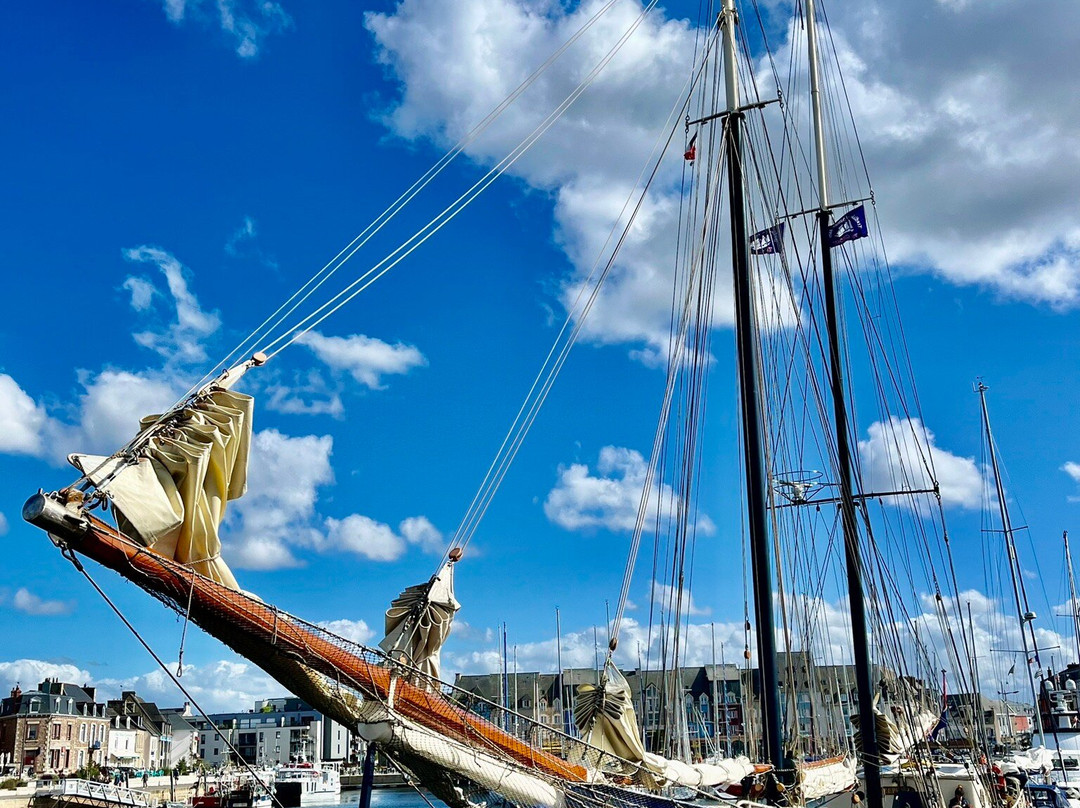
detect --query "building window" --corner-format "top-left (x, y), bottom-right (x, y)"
top-left (78, 750), bottom-right (84, 768)
top-left (67, 724), bottom-right (73, 740)
top-left (53, 724), bottom-right (61, 740)
top-left (26, 724), bottom-right (39, 741)
top-left (29, 699), bottom-right (40, 714)
top-left (79, 723), bottom-right (87, 742)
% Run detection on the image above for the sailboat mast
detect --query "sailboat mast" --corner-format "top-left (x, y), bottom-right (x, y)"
top-left (1065, 531), bottom-right (1080, 663)
top-left (804, 0), bottom-right (882, 801)
top-left (977, 381), bottom-right (1047, 749)
top-left (719, 0), bottom-right (783, 769)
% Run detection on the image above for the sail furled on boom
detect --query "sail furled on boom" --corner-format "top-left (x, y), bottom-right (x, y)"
top-left (574, 665), bottom-right (754, 789)
top-left (380, 561), bottom-right (460, 680)
top-left (69, 388), bottom-right (253, 590)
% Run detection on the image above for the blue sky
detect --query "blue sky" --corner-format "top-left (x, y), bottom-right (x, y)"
top-left (1, 0), bottom-right (1079, 711)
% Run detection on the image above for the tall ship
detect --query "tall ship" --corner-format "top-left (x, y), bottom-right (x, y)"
top-left (21, 2), bottom-right (1023, 808)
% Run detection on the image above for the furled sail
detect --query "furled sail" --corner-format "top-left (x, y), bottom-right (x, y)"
top-left (380, 560), bottom-right (460, 680)
top-left (574, 664), bottom-right (754, 789)
top-left (852, 705), bottom-right (940, 765)
top-left (68, 387), bottom-right (253, 590)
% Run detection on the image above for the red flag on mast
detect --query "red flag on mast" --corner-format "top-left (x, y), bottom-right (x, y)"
top-left (684, 133), bottom-right (697, 162)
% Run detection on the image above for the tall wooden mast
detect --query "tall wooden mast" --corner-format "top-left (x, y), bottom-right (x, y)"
top-left (719, 0), bottom-right (783, 769)
top-left (805, 0), bottom-right (882, 802)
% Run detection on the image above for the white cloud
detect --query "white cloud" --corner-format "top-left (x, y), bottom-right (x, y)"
top-left (124, 246), bottom-right (221, 364)
top-left (225, 215), bottom-right (277, 269)
top-left (262, 370), bottom-right (344, 418)
top-left (858, 416), bottom-right (987, 510)
top-left (96, 658), bottom-right (288, 713)
top-left (222, 429), bottom-right (443, 569)
top-left (321, 513), bottom-right (444, 562)
top-left (0, 513), bottom-right (7, 536)
top-left (0, 374), bottom-right (47, 456)
top-left (544, 445), bottom-right (713, 533)
top-left (399, 516), bottom-right (444, 553)
top-left (1063, 462), bottom-right (1080, 503)
top-left (225, 429), bottom-right (335, 569)
top-left (157, 0), bottom-right (292, 59)
top-left (0, 367), bottom-right (183, 463)
top-left (295, 331), bottom-right (426, 390)
top-left (318, 619), bottom-right (376, 646)
top-left (12, 588), bottom-right (74, 617)
top-left (366, 0), bottom-right (727, 362)
top-left (64, 369), bottom-right (185, 456)
top-left (122, 276), bottom-right (156, 311)
top-left (0, 660), bottom-right (92, 692)
top-left (226, 216), bottom-right (257, 256)
top-left (650, 580), bottom-right (710, 617)
top-left (366, 0), bottom-right (1080, 349)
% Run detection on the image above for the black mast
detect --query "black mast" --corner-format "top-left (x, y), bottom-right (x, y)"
top-left (719, 0), bottom-right (783, 769)
top-left (804, 0), bottom-right (882, 802)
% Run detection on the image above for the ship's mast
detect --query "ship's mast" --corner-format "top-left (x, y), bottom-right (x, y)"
top-left (805, 0), bottom-right (883, 802)
top-left (1065, 532), bottom-right (1080, 663)
top-left (977, 381), bottom-right (1048, 749)
top-left (718, 0), bottom-right (783, 769)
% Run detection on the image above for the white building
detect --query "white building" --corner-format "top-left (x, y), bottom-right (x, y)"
top-left (193, 698), bottom-right (349, 768)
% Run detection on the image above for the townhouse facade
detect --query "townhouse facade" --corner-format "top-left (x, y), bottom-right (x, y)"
top-left (0, 680), bottom-right (110, 776)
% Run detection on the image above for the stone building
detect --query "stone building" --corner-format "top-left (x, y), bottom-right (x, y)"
top-left (107, 692), bottom-right (173, 772)
top-left (0, 679), bottom-right (109, 777)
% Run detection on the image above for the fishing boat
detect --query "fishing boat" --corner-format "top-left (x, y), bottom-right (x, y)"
top-left (20, 1), bottom-right (1015, 807)
top-left (273, 761), bottom-right (341, 808)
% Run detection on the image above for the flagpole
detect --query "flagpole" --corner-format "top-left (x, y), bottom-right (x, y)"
top-left (805, 0), bottom-right (882, 802)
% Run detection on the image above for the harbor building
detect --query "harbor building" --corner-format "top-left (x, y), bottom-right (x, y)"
top-left (106, 693), bottom-right (173, 772)
top-left (0, 680), bottom-right (109, 776)
top-left (191, 698), bottom-right (349, 767)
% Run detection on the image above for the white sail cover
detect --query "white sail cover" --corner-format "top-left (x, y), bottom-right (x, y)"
top-left (575, 665), bottom-right (754, 789)
top-left (69, 388), bottom-right (252, 590)
top-left (797, 756), bottom-right (858, 800)
top-left (380, 561), bottom-right (459, 680)
top-left (853, 706), bottom-right (940, 765)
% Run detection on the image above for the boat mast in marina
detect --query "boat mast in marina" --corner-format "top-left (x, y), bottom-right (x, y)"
top-left (804, 0), bottom-right (882, 801)
top-left (977, 380), bottom-right (1048, 751)
top-left (719, 0), bottom-right (783, 770)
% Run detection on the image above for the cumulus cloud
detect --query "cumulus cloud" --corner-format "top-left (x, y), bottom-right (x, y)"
top-left (1063, 461), bottom-right (1080, 502)
top-left (0, 369), bottom-right (182, 463)
top-left (544, 445), bottom-right (712, 533)
top-left (157, 0), bottom-right (292, 59)
top-left (0, 374), bottom-right (47, 456)
top-left (63, 369), bottom-right (185, 456)
top-left (0, 660), bottom-right (92, 692)
top-left (858, 416), bottom-right (987, 510)
top-left (96, 658), bottom-right (288, 713)
top-left (321, 513), bottom-right (444, 562)
top-left (295, 331), bottom-right (427, 390)
top-left (366, 0), bottom-right (1080, 356)
top-left (12, 588), bottom-right (74, 617)
top-left (124, 246), bottom-right (221, 365)
top-left (223, 429), bottom-right (444, 569)
top-left (318, 619), bottom-right (376, 645)
top-left (224, 429), bottom-right (335, 569)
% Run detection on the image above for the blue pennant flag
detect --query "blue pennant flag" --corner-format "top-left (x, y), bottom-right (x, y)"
top-left (826, 204), bottom-right (869, 247)
top-left (929, 707), bottom-right (948, 741)
top-left (750, 222), bottom-right (785, 255)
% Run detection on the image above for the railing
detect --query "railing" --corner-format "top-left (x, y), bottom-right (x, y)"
top-left (42, 779), bottom-right (152, 807)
